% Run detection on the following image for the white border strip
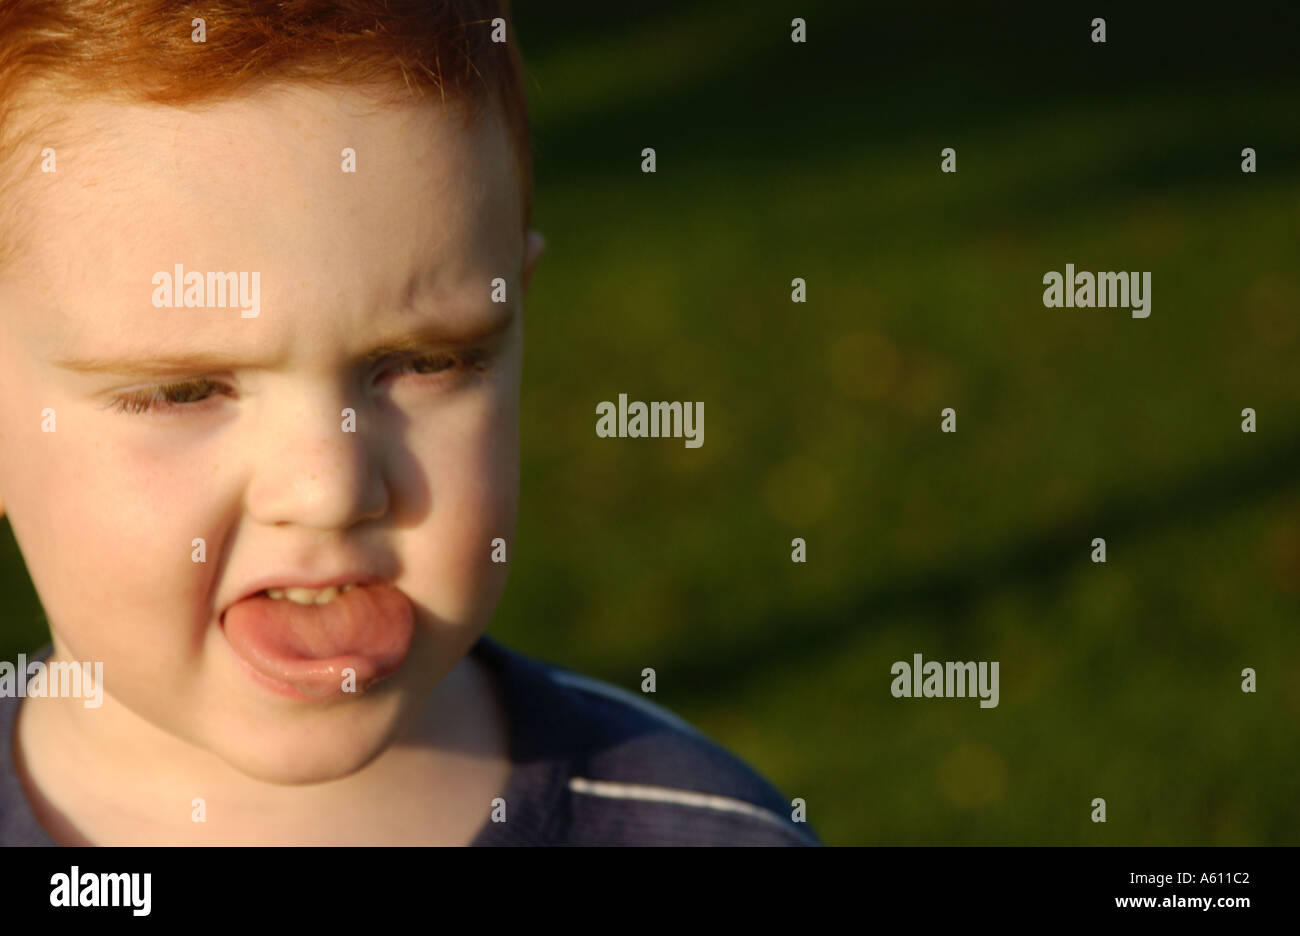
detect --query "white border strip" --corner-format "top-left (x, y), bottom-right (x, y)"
top-left (569, 777), bottom-right (797, 834)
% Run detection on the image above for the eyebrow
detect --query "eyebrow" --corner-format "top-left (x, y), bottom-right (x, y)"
top-left (49, 308), bottom-right (515, 378)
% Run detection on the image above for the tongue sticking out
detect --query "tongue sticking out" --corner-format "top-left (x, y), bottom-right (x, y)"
top-left (222, 584), bottom-right (414, 698)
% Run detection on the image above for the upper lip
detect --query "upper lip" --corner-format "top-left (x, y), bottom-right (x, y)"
top-left (220, 572), bottom-right (389, 618)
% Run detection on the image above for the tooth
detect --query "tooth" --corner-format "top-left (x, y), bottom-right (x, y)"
top-left (284, 587), bottom-right (318, 605)
top-left (267, 588), bottom-right (285, 600)
top-left (313, 586), bottom-right (340, 605)
top-left (341, 584), bottom-right (356, 593)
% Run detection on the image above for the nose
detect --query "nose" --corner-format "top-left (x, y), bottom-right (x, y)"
top-left (244, 392), bottom-right (389, 531)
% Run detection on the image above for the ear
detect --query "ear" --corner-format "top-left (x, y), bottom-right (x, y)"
top-left (521, 229), bottom-right (546, 294)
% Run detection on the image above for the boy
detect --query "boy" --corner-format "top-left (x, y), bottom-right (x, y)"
top-left (0, 1), bottom-right (818, 846)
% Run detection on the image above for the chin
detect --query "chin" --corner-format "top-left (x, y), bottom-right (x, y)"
top-left (217, 702), bottom-right (410, 786)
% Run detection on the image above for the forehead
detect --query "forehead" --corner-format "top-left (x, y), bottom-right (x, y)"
top-left (4, 84), bottom-right (523, 354)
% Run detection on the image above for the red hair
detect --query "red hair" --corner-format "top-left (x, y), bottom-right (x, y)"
top-left (0, 0), bottom-right (532, 262)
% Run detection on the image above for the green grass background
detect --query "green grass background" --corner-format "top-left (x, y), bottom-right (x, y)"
top-left (3, 0), bottom-right (1298, 843)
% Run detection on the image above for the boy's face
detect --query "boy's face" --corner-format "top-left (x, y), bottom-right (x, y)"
top-left (0, 85), bottom-right (543, 784)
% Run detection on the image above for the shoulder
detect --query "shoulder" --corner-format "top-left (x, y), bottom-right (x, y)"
top-left (476, 636), bottom-right (821, 846)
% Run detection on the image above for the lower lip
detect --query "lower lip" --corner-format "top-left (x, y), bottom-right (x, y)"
top-left (226, 647), bottom-right (327, 700)
top-left (221, 642), bottom-right (391, 701)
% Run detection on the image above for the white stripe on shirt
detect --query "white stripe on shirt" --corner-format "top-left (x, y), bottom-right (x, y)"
top-left (568, 776), bottom-right (797, 834)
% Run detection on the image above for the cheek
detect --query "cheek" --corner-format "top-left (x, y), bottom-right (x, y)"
top-left (400, 383), bottom-right (518, 624)
top-left (84, 435), bottom-right (221, 563)
top-left (12, 425), bottom-right (225, 659)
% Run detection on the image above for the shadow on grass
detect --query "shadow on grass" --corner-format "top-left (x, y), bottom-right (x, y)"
top-left (524, 0), bottom-right (1300, 200)
top-left (656, 426), bottom-right (1300, 699)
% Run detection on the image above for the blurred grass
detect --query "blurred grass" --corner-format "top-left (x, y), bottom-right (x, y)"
top-left (3, 0), bottom-right (1299, 844)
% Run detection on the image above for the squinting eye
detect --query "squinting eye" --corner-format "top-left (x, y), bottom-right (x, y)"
top-left (109, 378), bottom-right (230, 415)
top-left (107, 349), bottom-right (491, 416)
top-left (383, 349), bottom-right (488, 381)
